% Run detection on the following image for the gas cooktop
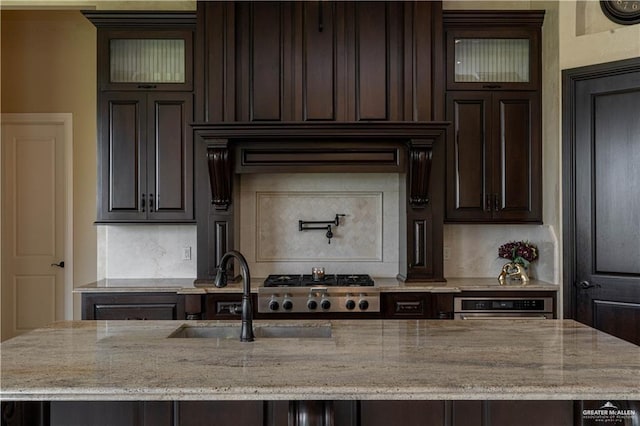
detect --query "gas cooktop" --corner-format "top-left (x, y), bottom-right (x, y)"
top-left (263, 274), bottom-right (374, 288)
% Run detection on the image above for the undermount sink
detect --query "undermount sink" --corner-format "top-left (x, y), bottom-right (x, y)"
top-left (168, 323), bottom-right (332, 339)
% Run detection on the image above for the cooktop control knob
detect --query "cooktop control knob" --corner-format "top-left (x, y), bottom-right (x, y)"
top-left (359, 299), bottom-right (369, 311)
top-left (321, 299), bottom-right (331, 310)
top-left (282, 299), bottom-right (293, 311)
top-left (269, 300), bottom-right (279, 311)
top-left (345, 300), bottom-right (356, 310)
top-left (307, 300), bottom-right (318, 310)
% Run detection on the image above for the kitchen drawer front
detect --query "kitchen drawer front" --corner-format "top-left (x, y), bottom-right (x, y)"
top-left (382, 293), bottom-right (431, 319)
top-left (382, 292), bottom-right (456, 319)
top-left (81, 293), bottom-right (185, 320)
top-left (94, 304), bottom-right (177, 320)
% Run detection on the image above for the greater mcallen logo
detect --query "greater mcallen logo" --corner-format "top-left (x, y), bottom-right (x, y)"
top-left (582, 402), bottom-right (638, 423)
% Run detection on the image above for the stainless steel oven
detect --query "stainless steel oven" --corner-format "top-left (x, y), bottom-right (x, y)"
top-left (453, 297), bottom-right (554, 320)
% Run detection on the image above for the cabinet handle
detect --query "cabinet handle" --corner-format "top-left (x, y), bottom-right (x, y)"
top-left (484, 194), bottom-right (492, 212)
top-left (494, 194), bottom-right (500, 212)
top-left (149, 193), bottom-right (154, 212)
top-left (137, 84), bottom-right (157, 89)
top-left (483, 84), bottom-right (501, 89)
top-left (141, 194), bottom-right (146, 212)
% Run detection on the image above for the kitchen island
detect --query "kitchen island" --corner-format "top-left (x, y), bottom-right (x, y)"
top-left (2, 319), bottom-right (638, 425)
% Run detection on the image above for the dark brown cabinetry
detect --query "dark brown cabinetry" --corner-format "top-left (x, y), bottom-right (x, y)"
top-left (443, 11), bottom-right (543, 223)
top-left (196, 1), bottom-right (442, 123)
top-left (81, 292), bottom-right (186, 320)
top-left (4, 400), bottom-right (590, 426)
top-left (84, 12), bottom-right (196, 223)
top-left (382, 292), bottom-right (454, 319)
top-left (98, 92), bottom-right (193, 221)
top-left (446, 91), bottom-right (541, 222)
top-left (95, 26), bottom-right (194, 92)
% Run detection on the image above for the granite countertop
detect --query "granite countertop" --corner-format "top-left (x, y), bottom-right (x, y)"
top-left (74, 277), bottom-right (558, 294)
top-left (1, 319), bottom-right (637, 401)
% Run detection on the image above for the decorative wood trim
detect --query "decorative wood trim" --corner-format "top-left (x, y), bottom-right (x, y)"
top-left (206, 144), bottom-right (232, 211)
top-left (442, 10), bottom-right (545, 26)
top-left (194, 122), bottom-right (448, 282)
top-left (82, 11), bottom-right (196, 27)
top-left (214, 221), bottom-right (230, 269)
top-left (412, 220), bottom-right (427, 267)
top-left (192, 121), bottom-right (449, 138)
top-left (408, 140), bottom-right (433, 207)
top-left (236, 142), bottom-right (403, 173)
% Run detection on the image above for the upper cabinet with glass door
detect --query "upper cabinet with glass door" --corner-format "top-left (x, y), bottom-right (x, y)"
top-left (96, 27), bottom-right (193, 91)
top-left (84, 12), bottom-right (195, 91)
top-left (444, 12), bottom-right (543, 91)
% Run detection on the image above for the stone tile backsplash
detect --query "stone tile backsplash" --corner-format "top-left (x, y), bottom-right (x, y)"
top-left (96, 224), bottom-right (197, 279)
top-left (443, 224), bottom-right (558, 284)
top-left (97, 174), bottom-right (558, 283)
top-left (239, 173), bottom-right (400, 278)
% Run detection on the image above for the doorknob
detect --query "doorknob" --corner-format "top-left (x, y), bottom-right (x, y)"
top-left (578, 280), bottom-right (599, 289)
top-left (50, 261), bottom-right (65, 268)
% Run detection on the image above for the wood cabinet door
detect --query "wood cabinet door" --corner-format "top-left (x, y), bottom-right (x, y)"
top-left (146, 92), bottom-right (194, 221)
top-left (99, 92), bottom-right (194, 222)
top-left (98, 92), bottom-right (147, 221)
top-left (490, 91), bottom-right (541, 222)
top-left (96, 28), bottom-right (194, 92)
top-left (81, 293), bottom-right (185, 320)
top-left (446, 91), bottom-right (541, 223)
top-left (445, 92), bottom-right (493, 221)
top-left (360, 401), bottom-right (445, 426)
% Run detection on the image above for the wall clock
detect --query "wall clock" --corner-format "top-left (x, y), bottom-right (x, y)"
top-left (600, 0), bottom-right (640, 25)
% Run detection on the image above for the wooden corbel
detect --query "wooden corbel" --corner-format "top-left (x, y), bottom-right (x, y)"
top-left (206, 140), bottom-right (232, 211)
top-left (408, 140), bottom-right (433, 208)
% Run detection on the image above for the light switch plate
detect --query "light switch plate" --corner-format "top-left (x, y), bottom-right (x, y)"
top-left (182, 246), bottom-right (192, 261)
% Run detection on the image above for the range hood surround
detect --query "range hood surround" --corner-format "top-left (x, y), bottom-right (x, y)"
top-left (194, 122), bottom-right (449, 282)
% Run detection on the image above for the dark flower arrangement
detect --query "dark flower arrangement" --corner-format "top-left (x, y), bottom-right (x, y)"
top-left (498, 241), bottom-right (538, 267)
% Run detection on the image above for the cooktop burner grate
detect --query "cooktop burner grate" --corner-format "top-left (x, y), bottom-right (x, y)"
top-left (263, 274), bottom-right (374, 287)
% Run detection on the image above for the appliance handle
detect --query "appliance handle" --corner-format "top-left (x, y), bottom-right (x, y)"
top-left (458, 314), bottom-right (549, 320)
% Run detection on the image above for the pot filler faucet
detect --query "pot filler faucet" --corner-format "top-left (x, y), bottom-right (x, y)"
top-left (214, 250), bottom-right (255, 342)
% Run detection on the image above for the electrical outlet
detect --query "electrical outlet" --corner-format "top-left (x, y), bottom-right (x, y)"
top-left (182, 246), bottom-right (192, 261)
top-left (443, 246), bottom-right (451, 260)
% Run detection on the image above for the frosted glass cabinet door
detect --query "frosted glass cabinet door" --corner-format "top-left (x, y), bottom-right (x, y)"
top-left (97, 29), bottom-right (193, 91)
top-left (446, 29), bottom-right (540, 91)
top-left (454, 38), bottom-right (530, 83)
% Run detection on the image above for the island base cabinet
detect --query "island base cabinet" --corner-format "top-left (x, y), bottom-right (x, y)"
top-left (3, 400), bottom-right (633, 426)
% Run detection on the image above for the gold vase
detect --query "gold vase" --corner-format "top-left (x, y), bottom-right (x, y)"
top-left (498, 262), bottom-right (529, 285)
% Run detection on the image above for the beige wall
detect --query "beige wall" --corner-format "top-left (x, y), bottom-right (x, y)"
top-left (1, 10), bottom-right (97, 319)
top-left (560, 1), bottom-right (640, 70)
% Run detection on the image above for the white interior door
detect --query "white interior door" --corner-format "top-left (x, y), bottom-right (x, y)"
top-left (1, 114), bottom-right (72, 341)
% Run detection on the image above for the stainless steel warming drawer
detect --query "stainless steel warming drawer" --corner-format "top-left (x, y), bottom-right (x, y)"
top-left (453, 296), bottom-right (554, 319)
